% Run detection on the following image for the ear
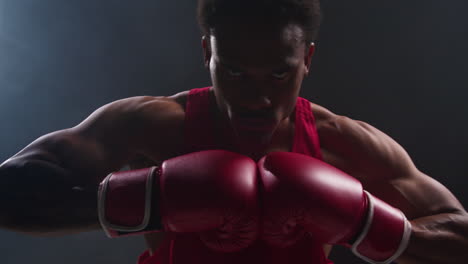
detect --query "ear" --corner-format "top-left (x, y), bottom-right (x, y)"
top-left (304, 42), bottom-right (315, 76)
top-left (201, 35), bottom-right (212, 69)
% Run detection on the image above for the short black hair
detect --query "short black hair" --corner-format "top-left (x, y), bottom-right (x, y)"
top-left (197, 0), bottom-right (322, 44)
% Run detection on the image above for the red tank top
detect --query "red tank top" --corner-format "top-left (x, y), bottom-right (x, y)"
top-left (137, 87), bottom-right (333, 264)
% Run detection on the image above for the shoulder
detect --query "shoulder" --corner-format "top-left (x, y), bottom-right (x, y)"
top-left (309, 102), bottom-right (417, 183)
top-left (74, 95), bottom-right (185, 135)
top-left (308, 103), bottom-right (466, 218)
top-left (73, 92), bottom-right (190, 161)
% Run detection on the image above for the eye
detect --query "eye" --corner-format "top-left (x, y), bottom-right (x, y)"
top-left (227, 68), bottom-right (243, 77)
top-left (272, 71), bottom-right (289, 80)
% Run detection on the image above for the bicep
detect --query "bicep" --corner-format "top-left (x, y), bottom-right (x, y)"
top-left (320, 115), bottom-right (464, 218)
top-left (0, 128), bottom-right (116, 233)
top-left (353, 121), bottom-right (465, 217)
top-left (0, 97), bottom-right (176, 234)
top-left (9, 118), bottom-right (134, 186)
top-left (387, 171), bottom-right (465, 219)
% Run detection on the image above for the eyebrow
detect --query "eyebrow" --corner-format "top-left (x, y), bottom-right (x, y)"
top-left (218, 58), bottom-right (294, 72)
top-left (218, 59), bottom-right (241, 71)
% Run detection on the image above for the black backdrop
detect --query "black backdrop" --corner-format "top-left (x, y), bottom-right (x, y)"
top-left (0, 0), bottom-right (467, 263)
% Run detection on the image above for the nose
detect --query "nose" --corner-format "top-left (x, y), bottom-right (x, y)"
top-left (241, 94), bottom-right (272, 112)
top-left (240, 82), bottom-right (273, 111)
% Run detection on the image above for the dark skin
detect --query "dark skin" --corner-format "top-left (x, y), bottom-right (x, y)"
top-left (1, 20), bottom-right (467, 263)
top-left (206, 22), bottom-right (312, 157)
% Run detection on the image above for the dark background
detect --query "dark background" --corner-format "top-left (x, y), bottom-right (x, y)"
top-left (0, 0), bottom-right (467, 263)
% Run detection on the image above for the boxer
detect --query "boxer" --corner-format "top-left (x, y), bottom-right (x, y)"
top-left (1, 0), bottom-right (467, 263)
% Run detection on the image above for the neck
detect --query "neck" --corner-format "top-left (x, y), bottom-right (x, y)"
top-left (210, 89), bottom-right (294, 160)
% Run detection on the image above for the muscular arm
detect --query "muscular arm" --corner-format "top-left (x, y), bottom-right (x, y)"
top-left (0, 96), bottom-right (184, 236)
top-left (317, 110), bottom-right (468, 263)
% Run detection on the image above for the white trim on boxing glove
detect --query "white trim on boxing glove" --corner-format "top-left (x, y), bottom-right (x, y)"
top-left (98, 166), bottom-right (157, 237)
top-left (351, 191), bottom-right (412, 264)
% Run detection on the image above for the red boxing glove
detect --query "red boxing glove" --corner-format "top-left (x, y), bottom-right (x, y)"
top-left (98, 150), bottom-right (259, 252)
top-left (258, 152), bottom-right (411, 264)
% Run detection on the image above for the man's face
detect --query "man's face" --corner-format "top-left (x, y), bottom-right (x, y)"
top-left (203, 22), bottom-right (315, 144)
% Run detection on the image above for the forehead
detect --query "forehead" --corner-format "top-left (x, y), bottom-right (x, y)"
top-left (210, 22), bottom-right (306, 68)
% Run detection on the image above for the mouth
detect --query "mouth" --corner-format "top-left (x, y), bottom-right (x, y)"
top-left (231, 116), bottom-right (277, 132)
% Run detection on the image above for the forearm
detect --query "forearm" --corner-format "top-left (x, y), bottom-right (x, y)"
top-left (2, 187), bottom-right (100, 235)
top-left (0, 158), bottom-right (101, 235)
top-left (398, 212), bottom-right (468, 264)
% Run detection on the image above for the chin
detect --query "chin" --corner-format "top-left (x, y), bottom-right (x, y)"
top-left (234, 128), bottom-right (275, 147)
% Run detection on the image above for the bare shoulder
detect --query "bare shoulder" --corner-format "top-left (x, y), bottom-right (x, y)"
top-left (74, 95), bottom-right (184, 127)
top-left (72, 92), bottom-right (189, 162)
top-left (310, 102), bottom-right (465, 217)
top-left (310, 102), bottom-right (415, 182)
